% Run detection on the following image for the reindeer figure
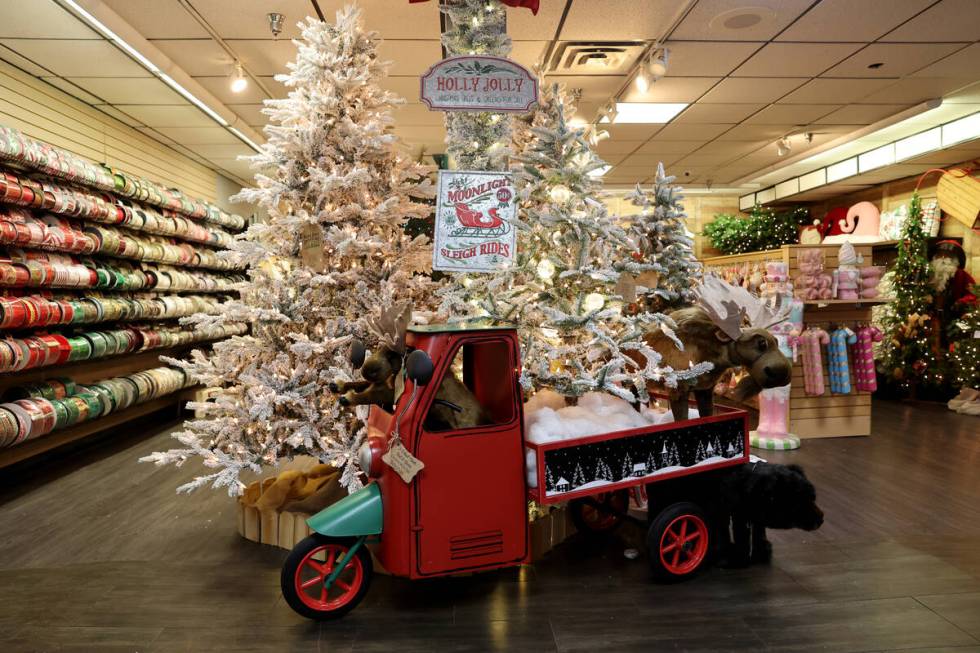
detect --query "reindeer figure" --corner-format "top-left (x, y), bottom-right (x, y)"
top-left (329, 303), bottom-right (491, 431)
top-left (638, 275), bottom-right (793, 420)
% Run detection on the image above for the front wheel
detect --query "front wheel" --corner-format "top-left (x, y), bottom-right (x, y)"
top-left (569, 490), bottom-right (629, 535)
top-left (281, 535), bottom-right (373, 620)
top-left (647, 502), bottom-right (710, 582)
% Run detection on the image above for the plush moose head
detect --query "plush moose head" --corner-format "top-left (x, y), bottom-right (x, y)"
top-left (697, 277), bottom-right (793, 402)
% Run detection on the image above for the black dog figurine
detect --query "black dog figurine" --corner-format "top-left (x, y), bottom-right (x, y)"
top-left (715, 462), bottom-right (824, 568)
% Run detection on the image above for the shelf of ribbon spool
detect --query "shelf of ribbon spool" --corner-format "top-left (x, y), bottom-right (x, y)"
top-left (0, 365), bottom-right (197, 467)
top-left (0, 169), bottom-right (236, 248)
top-left (0, 207), bottom-right (241, 272)
top-left (0, 125), bottom-right (247, 232)
top-left (1, 293), bottom-right (233, 331)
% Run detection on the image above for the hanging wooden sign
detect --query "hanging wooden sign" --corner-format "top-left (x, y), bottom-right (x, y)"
top-left (937, 168), bottom-right (980, 230)
top-left (299, 222), bottom-right (326, 272)
top-left (420, 55), bottom-right (538, 113)
top-left (432, 170), bottom-right (517, 273)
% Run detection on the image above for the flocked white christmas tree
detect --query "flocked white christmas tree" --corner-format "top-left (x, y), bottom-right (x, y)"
top-left (625, 163), bottom-right (700, 312)
top-left (141, 7), bottom-right (438, 495)
top-left (439, 83), bottom-right (709, 402)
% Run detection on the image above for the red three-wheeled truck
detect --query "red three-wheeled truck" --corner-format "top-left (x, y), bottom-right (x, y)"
top-left (281, 323), bottom-right (749, 620)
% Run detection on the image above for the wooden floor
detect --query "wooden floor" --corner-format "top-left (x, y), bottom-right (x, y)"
top-left (1, 399), bottom-right (980, 652)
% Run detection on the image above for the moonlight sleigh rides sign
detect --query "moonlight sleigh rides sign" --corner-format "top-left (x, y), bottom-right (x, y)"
top-left (420, 55), bottom-right (538, 113)
top-left (433, 170), bottom-right (517, 272)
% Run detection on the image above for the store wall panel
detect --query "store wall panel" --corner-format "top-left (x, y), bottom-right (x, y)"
top-left (0, 59), bottom-right (217, 201)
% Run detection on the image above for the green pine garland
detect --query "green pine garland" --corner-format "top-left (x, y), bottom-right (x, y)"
top-left (703, 205), bottom-right (810, 255)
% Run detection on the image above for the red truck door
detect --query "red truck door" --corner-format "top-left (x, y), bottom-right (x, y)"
top-left (413, 335), bottom-right (528, 575)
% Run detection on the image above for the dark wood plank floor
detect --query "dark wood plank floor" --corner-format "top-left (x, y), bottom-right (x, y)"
top-left (1, 399), bottom-right (980, 652)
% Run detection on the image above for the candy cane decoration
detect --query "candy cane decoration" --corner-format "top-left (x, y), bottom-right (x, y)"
top-left (797, 327), bottom-right (829, 396)
top-left (828, 327), bottom-right (857, 394)
top-left (852, 326), bottom-right (882, 392)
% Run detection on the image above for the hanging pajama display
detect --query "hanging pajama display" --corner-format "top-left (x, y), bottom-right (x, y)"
top-left (853, 325), bottom-right (882, 392)
top-left (828, 327), bottom-right (857, 394)
top-left (794, 327), bottom-right (829, 396)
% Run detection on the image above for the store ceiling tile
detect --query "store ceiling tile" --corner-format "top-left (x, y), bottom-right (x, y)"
top-left (672, 151), bottom-right (744, 167)
top-left (670, 0), bottom-right (813, 41)
top-left (775, 0), bottom-right (934, 42)
top-left (699, 77), bottom-right (807, 104)
top-left (912, 44), bottom-right (980, 79)
top-left (814, 104), bottom-right (911, 126)
top-left (653, 122), bottom-right (733, 141)
top-left (660, 42), bottom-right (760, 78)
top-left (64, 76), bottom-right (186, 104)
top-left (635, 139), bottom-right (710, 155)
top-left (559, 0), bottom-right (686, 40)
top-left (716, 123), bottom-right (793, 141)
top-left (696, 140), bottom-right (770, 157)
top-left (543, 75), bottom-right (624, 102)
top-left (823, 43), bottom-right (967, 79)
top-left (620, 153), bottom-right (685, 168)
top-left (112, 104), bottom-right (218, 128)
top-left (731, 43), bottom-right (862, 78)
top-left (186, 143), bottom-right (253, 159)
top-left (672, 103), bottom-right (765, 124)
top-left (104, 0), bottom-right (210, 39)
top-left (860, 77), bottom-right (976, 104)
top-left (392, 103), bottom-right (444, 127)
top-left (603, 124), bottom-right (665, 141)
top-left (508, 41), bottom-right (547, 70)
top-left (0, 45), bottom-right (50, 77)
top-left (181, 0), bottom-right (316, 40)
top-left (190, 75), bottom-right (269, 105)
top-left (620, 76), bottom-right (720, 103)
top-left (147, 39), bottom-right (231, 77)
top-left (778, 78), bottom-right (895, 105)
top-left (882, 0), bottom-right (980, 42)
top-left (223, 103), bottom-right (266, 128)
top-left (744, 104), bottom-right (842, 125)
top-left (223, 39), bottom-right (301, 76)
top-left (152, 126), bottom-right (242, 146)
top-left (596, 139), bottom-right (647, 156)
top-left (0, 0), bottom-right (99, 39)
top-left (376, 40), bottom-right (443, 76)
top-left (41, 76), bottom-right (104, 105)
top-left (255, 75), bottom-right (288, 99)
top-left (0, 39), bottom-right (150, 77)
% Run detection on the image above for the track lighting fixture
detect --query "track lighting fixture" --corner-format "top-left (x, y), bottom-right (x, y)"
top-left (230, 63), bottom-right (247, 93)
top-left (776, 136), bottom-right (793, 156)
top-left (634, 71), bottom-right (649, 93)
top-left (268, 12), bottom-right (284, 40)
top-left (648, 48), bottom-right (669, 80)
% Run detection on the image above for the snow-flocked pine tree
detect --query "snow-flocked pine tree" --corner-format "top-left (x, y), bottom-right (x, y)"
top-left (439, 83), bottom-right (710, 402)
top-left (625, 163), bottom-right (700, 312)
top-left (142, 7), bottom-right (438, 495)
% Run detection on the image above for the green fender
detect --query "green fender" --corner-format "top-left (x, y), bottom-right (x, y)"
top-left (306, 482), bottom-right (383, 537)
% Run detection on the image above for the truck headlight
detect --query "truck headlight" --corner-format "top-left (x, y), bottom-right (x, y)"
top-left (357, 437), bottom-right (384, 478)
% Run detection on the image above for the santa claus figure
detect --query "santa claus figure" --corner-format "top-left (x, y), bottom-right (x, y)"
top-left (929, 240), bottom-right (976, 348)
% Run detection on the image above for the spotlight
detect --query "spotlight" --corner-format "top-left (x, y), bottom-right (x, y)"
top-left (230, 63), bottom-right (247, 93)
top-left (648, 48), bottom-right (669, 80)
top-left (268, 12), bottom-right (284, 39)
top-left (776, 136), bottom-right (792, 156)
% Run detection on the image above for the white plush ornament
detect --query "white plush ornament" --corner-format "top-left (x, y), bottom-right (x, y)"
top-left (536, 258), bottom-right (556, 280)
top-left (549, 184), bottom-right (572, 204)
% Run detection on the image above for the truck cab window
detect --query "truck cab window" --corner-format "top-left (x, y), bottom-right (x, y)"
top-left (424, 340), bottom-right (516, 432)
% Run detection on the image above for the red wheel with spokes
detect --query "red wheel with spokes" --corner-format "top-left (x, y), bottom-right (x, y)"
top-left (569, 490), bottom-right (629, 535)
top-left (281, 535), bottom-right (373, 620)
top-left (647, 502), bottom-right (710, 582)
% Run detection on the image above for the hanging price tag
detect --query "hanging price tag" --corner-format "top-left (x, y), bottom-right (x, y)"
top-left (382, 436), bottom-right (424, 483)
top-left (299, 223), bottom-right (326, 272)
top-left (615, 273), bottom-right (637, 302)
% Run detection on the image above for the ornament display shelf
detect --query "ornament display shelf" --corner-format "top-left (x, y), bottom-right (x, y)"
top-left (703, 243), bottom-right (885, 439)
top-left (0, 124), bottom-right (247, 464)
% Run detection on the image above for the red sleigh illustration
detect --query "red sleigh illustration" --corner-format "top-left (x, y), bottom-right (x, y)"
top-left (451, 201), bottom-right (510, 238)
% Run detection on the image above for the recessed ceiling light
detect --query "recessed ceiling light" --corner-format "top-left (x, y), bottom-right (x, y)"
top-left (612, 102), bottom-right (687, 123)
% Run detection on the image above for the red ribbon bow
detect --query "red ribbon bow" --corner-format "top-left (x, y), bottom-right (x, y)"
top-left (409, 0), bottom-right (539, 15)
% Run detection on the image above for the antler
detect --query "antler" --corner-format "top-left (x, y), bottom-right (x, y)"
top-left (367, 302), bottom-right (413, 354)
top-left (695, 275), bottom-right (791, 338)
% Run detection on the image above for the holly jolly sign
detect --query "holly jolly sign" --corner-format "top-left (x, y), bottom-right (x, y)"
top-left (432, 170), bottom-right (517, 273)
top-left (420, 55), bottom-right (538, 113)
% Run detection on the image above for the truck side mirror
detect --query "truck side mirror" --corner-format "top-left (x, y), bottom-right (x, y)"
top-left (405, 350), bottom-right (433, 386)
top-left (350, 339), bottom-right (366, 370)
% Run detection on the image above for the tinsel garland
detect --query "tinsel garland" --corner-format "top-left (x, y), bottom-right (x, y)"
top-left (703, 205), bottom-right (810, 255)
top-left (440, 0), bottom-right (512, 171)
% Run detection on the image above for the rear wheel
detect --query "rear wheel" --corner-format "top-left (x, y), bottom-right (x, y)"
top-left (647, 502), bottom-right (710, 582)
top-left (281, 535), bottom-right (373, 620)
top-left (569, 490), bottom-right (629, 535)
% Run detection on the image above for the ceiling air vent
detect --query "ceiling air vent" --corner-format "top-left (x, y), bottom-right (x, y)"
top-left (547, 42), bottom-right (645, 75)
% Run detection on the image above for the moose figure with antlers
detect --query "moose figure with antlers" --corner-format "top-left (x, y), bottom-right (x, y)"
top-left (640, 275), bottom-right (793, 421)
top-left (328, 303), bottom-right (490, 431)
